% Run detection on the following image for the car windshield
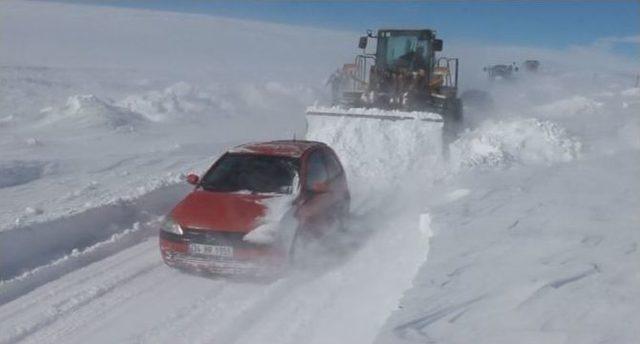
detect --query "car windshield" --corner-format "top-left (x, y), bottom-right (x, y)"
top-left (200, 153), bottom-right (299, 194)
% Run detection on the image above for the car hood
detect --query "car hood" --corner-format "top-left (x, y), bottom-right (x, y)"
top-left (170, 190), bottom-right (275, 233)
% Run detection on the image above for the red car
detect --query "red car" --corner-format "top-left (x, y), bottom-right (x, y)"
top-left (159, 140), bottom-right (350, 275)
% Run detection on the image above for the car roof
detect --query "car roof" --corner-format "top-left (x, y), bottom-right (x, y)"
top-left (228, 140), bottom-right (326, 158)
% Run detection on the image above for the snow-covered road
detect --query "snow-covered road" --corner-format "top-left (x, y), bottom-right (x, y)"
top-left (0, 201), bottom-right (432, 344)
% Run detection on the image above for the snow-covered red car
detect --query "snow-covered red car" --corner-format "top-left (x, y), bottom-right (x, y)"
top-left (159, 140), bottom-right (350, 275)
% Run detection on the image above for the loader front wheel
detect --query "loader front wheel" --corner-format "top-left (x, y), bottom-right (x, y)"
top-left (442, 98), bottom-right (463, 159)
top-left (445, 98), bottom-right (463, 123)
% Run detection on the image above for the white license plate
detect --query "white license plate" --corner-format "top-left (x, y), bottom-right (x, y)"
top-left (190, 243), bottom-right (234, 257)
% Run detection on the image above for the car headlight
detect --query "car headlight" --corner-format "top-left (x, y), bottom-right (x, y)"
top-left (161, 217), bottom-right (183, 235)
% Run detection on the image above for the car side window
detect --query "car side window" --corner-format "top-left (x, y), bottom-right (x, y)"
top-left (305, 150), bottom-right (328, 189)
top-left (324, 150), bottom-right (342, 181)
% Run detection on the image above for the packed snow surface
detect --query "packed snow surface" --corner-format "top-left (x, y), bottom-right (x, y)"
top-left (1, 0), bottom-right (639, 343)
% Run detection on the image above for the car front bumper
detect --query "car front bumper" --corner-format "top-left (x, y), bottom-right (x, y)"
top-left (159, 230), bottom-right (287, 276)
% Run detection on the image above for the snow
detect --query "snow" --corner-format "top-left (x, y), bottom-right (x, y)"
top-left (621, 87), bottom-right (640, 97)
top-left (243, 195), bottom-right (297, 246)
top-left (40, 94), bottom-right (148, 130)
top-left (376, 152), bottom-right (640, 344)
top-left (532, 95), bottom-right (604, 117)
top-left (0, 160), bottom-right (53, 188)
top-left (450, 118), bottom-right (582, 171)
top-left (1, 0), bottom-right (639, 343)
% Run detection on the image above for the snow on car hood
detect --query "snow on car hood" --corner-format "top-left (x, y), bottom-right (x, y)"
top-left (242, 194), bottom-right (297, 245)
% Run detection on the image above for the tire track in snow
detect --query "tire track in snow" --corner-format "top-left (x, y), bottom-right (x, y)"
top-left (0, 183), bottom-right (190, 305)
top-left (0, 235), bottom-right (158, 325)
top-left (0, 241), bottom-right (163, 344)
top-left (210, 210), bottom-right (433, 344)
top-left (22, 260), bottom-right (169, 343)
top-left (0, 203), bottom-right (434, 344)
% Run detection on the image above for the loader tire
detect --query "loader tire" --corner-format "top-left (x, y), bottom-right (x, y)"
top-left (446, 98), bottom-right (463, 123)
top-left (442, 98), bottom-right (463, 159)
top-left (443, 98), bottom-right (463, 138)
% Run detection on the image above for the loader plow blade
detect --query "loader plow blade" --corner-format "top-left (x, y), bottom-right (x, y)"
top-left (305, 106), bottom-right (444, 123)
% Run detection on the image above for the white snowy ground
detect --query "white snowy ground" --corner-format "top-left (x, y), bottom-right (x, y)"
top-left (374, 78), bottom-right (640, 343)
top-left (1, 1), bottom-right (639, 343)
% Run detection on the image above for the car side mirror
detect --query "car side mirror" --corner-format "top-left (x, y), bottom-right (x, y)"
top-left (310, 181), bottom-right (329, 193)
top-left (432, 39), bottom-right (443, 52)
top-left (186, 173), bottom-right (199, 185)
top-left (358, 36), bottom-right (368, 49)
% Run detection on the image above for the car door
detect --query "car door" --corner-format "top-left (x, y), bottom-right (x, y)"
top-left (299, 149), bottom-right (335, 236)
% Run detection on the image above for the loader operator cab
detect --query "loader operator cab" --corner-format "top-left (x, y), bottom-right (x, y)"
top-left (374, 29), bottom-right (441, 72)
top-left (328, 27), bottom-right (460, 128)
top-left (355, 29), bottom-right (453, 108)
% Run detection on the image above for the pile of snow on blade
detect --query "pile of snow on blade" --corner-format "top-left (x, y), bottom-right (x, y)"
top-left (306, 112), bottom-right (444, 211)
top-left (41, 94), bottom-right (147, 130)
top-left (450, 118), bottom-right (581, 171)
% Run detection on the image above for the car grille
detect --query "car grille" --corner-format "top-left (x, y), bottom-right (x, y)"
top-left (182, 228), bottom-right (252, 248)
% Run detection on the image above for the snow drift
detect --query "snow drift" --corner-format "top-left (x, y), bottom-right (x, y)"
top-left (532, 95), bottom-right (604, 118)
top-left (40, 94), bottom-right (147, 130)
top-left (450, 118), bottom-right (582, 171)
